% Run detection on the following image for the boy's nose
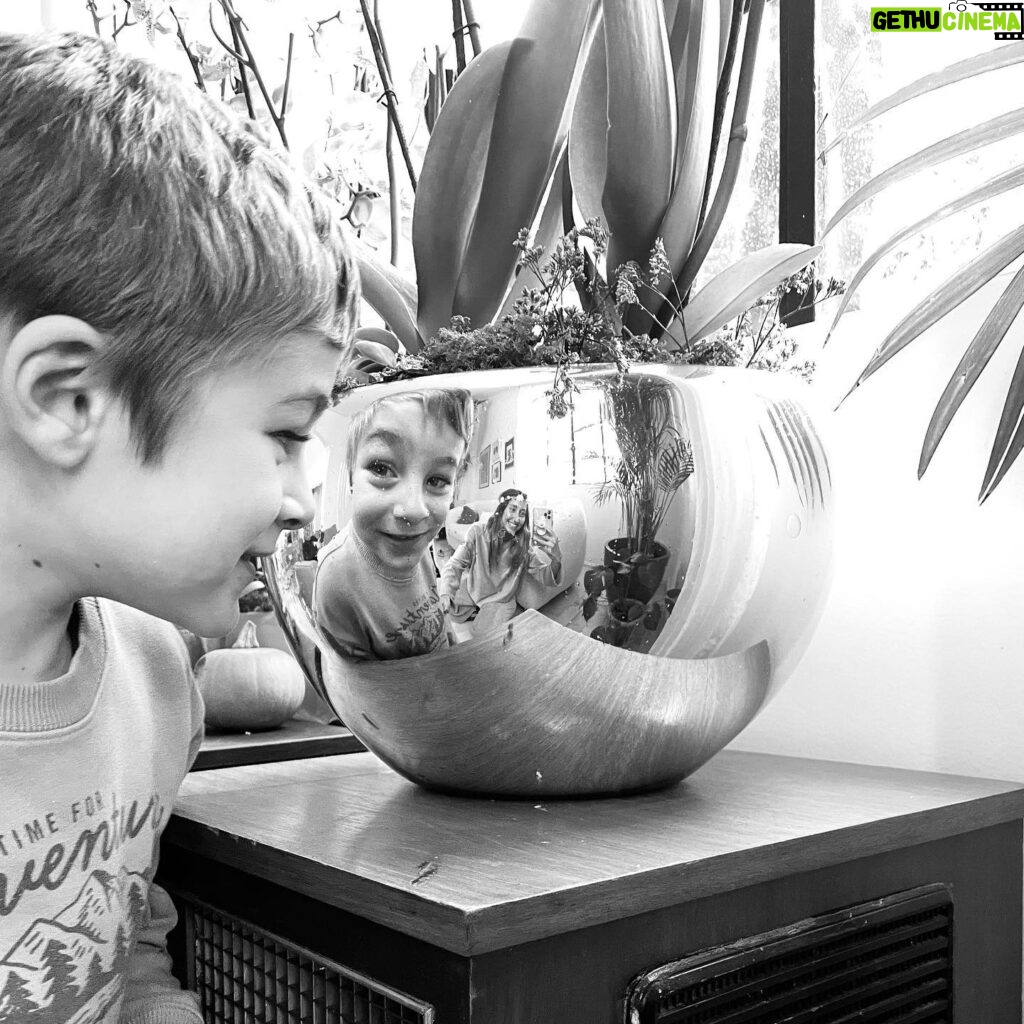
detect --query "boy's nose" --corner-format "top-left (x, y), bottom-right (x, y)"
top-left (393, 487), bottom-right (429, 523)
top-left (278, 462), bottom-right (316, 531)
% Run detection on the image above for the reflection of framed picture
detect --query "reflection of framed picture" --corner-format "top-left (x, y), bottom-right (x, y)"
top-left (504, 437), bottom-right (515, 468)
top-left (491, 460), bottom-right (501, 484)
top-left (478, 444), bottom-right (490, 487)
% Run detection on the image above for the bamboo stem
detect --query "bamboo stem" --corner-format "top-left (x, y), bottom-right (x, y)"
top-left (452, 0), bottom-right (467, 74)
top-left (375, 0), bottom-right (401, 266)
top-left (461, 0), bottom-right (482, 56)
top-left (358, 0), bottom-right (418, 192)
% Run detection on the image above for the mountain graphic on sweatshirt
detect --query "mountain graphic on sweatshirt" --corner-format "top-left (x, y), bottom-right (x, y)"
top-left (0, 867), bottom-right (149, 1022)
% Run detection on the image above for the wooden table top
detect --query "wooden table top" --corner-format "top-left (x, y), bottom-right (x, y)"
top-left (165, 750), bottom-right (1024, 956)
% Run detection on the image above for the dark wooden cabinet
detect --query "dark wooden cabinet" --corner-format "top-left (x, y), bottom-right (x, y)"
top-left (158, 751), bottom-right (1024, 1023)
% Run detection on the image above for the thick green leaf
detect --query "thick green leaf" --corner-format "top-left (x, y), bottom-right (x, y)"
top-left (980, 321), bottom-right (1024, 501)
top-left (679, 243), bottom-right (821, 343)
top-left (826, 164), bottom-right (1024, 343)
top-left (823, 107), bottom-right (1024, 236)
top-left (567, 18), bottom-right (608, 226)
top-left (658, 0), bottom-right (720, 282)
top-left (413, 42), bottom-right (513, 343)
top-left (352, 241), bottom-right (421, 352)
top-left (850, 224), bottom-right (1024, 390)
top-left (453, 0), bottom-right (601, 327)
top-left (821, 41), bottom-right (1024, 159)
top-left (601, 0), bottom-right (676, 274)
top-left (715, 0), bottom-right (734, 84)
top-left (353, 326), bottom-right (401, 352)
top-left (352, 340), bottom-right (398, 368)
top-left (920, 263), bottom-right (1024, 481)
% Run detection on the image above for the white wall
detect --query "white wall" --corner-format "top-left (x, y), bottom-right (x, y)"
top-left (729, 274), bottom-right (1024, 782)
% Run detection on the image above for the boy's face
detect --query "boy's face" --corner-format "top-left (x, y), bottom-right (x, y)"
top-left (349, 402), bottom-right (465, 576)
top-left (77, 333), bottom-right (343, 636)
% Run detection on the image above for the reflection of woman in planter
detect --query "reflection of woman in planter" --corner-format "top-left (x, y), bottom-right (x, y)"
top-left (440, 489), bottom-right (563, 637)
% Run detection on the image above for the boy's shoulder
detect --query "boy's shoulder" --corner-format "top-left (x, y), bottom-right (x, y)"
top-left (88, 597), bottom-right (193, 681)
top-left (316, 525), bottom-right (357, 573)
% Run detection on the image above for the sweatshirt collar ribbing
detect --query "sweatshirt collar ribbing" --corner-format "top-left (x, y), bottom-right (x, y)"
top-left (0, 599), bottom-right (104, 733)
top-left (350, 527), bottom-right (421, 583)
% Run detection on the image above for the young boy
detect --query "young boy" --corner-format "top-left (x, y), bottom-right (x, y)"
top-left (0, 32), bottom-right (357, 1023)
top-left (314, 389), bottom-right (474, 660)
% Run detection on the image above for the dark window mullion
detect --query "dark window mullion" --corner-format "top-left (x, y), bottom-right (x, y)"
top-left (779, 0), bottom-right (817, 325)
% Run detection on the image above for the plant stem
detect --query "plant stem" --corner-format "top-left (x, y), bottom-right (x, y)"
top-left (224, 17), bottom-right (256, 121)
top-left (111, 0), bottom-right (134, 40)
top-left (673, 0), bottom-right (767, 302)
top-left (86, 0), bottom-right (103, 36)
top-left (224, 0), bottom-right (292, 147)
top-left (169, 6), bottom-right (206, 91)
top-left (375, 0), bottom-right (401, 266)
top-left (358, 0), bottom-right (418, 192)
top-left (280, 33), bottom-right (295, 128)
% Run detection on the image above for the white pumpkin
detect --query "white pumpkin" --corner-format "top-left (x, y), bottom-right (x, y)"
top-left (195, 620), bottom-right (306, 731)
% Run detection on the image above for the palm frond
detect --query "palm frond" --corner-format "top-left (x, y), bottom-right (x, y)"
top-left (921, 263), bottom-right (1024, 482)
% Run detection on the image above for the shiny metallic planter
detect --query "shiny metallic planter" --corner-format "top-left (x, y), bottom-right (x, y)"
top-left (265, 364), bottom-right (833, 797)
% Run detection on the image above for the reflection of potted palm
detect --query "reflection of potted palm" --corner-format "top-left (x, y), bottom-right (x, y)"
top-left (593, 375), bottom-right (695, 604)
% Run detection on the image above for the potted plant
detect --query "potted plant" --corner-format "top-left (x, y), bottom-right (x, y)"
top-left (147, 0), bottom-right (839, 795)
top-left (297, 0), bottom-right (837, 701)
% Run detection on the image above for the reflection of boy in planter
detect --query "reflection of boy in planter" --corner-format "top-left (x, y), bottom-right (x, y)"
top-left (314, 389), bottom-right (474, 659)
top-left (439, 489), bottom-right (563, 637)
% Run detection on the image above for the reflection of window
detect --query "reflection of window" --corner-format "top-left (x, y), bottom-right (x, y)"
top-left (543, 386), bottom-right (618, 486)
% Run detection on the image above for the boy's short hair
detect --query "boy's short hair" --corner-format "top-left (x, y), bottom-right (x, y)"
top-left (346, 389), bottom-right (475, 480)
top-left (0, 32), bottom-right (359, 463)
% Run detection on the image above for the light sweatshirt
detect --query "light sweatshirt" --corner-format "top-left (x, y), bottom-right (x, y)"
top-left (439, 522), bottom-right (562, 612)
top-left (0, 597), bottom-right (204, 1024)
top-left (313, 526), bottom-right (448, 661)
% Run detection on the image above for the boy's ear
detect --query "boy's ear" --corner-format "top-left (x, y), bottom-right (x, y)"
top-left (2, 315), bottom-right (110, 469)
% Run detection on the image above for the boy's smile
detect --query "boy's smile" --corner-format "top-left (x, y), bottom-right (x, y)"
top-left (349, 404), bottom-right (466, 576)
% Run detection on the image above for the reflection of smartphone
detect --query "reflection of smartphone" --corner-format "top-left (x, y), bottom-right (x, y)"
top-left (532, 506), bottom-right (553, 544)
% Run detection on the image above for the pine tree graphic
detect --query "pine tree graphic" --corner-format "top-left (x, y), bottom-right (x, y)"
top-left (0, 971), bottom-right (37, 1020)
top-left (84, 952), bottom-right (104, 994)
top-left (45, 938), bottom-right (78, 994)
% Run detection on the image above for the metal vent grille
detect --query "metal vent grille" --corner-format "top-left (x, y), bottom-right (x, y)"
top-left (625, 884), bottom-right (953, 1024)
top-left (184, 900), bottom-right (434, 1024)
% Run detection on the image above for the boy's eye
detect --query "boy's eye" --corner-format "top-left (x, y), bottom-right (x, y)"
top-left (427, 475), bottom-right (453, 491)
top-left (271, 430), bottom-right (313, 450)
top-left (367, 460), bottom-right (395, 478)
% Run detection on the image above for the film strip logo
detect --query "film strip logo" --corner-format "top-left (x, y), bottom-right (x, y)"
top-left (968, 1), bottom-right (1024, 38)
